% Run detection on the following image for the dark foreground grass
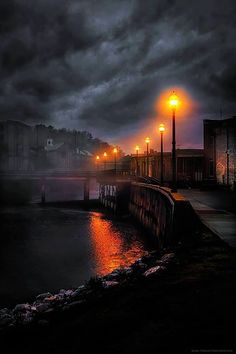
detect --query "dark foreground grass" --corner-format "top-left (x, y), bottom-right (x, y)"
top-left (1, 225), bottom-right (235, 354)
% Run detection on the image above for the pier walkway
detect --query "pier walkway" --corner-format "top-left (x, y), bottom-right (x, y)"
top-left (180, 188), bottom-right (236, 249)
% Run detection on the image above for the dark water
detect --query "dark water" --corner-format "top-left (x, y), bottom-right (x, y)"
top-left (0, 206), bottom-right (153, 308)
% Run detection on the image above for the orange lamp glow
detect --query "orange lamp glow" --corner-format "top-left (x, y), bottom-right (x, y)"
top-left (169, 91), bottom-right (179, 108)
top-left (145, 137), bottom-right (150, 144)
top-left (135, 145), bottom-right (140, 152)
top-left (103, 152), bottom-right (107, 158)
top-left (113, 147), bottom-right (118, 154)
top-left (159, 123), bottom-right (165, 133)
top-left (96, 155), bottom-right (100, 160)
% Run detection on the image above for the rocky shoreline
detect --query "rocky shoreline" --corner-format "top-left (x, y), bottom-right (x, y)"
top-left (0, 251), bottom-right (175, 331)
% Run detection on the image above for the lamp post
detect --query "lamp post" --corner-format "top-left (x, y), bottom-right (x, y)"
top-left (135, 145), bottom-right (139, 176)
top-left (145, 137), bottom-right (150, 176)
top-left (113, 147), bottom-right (118, 174)
top-left (159, 124), bottom-right (165, 185)
top-left (169, 91), bottom-right (179, 192)
top-left (96, 155), bottom-right (100, 171)
top-left (103, 152), bottom-right (107, 171)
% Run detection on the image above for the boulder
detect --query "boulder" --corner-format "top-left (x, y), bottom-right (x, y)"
top-left (36, 292), bottom-right (52, 301)
top-left (159, 253), bottom-right (175, 265)
top-left (102, 281), bottom-right (119, 289)
top-left (21, 312), bottom-right (35, 325)
top-left (143, 265), bottom-right (165, 277)
top-left (13, 303), bottom-right (31, 313)
top-left (35, 303), bottom-right (51, 313)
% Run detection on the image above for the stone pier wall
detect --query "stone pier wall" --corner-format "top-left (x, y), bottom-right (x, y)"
top-left (99, 181), bottom-right (197, 249)
top-left (129, 182), bottom-right (197, 249)
top-left (99, 181), bottom-right (131, 213)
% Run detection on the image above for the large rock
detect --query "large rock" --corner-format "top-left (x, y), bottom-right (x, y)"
top-left (36, 292), bottom-right (52, 301)
top-left (143, 265), bottom-right (165, 277)
top-left (102, 281), bottom-right (119, 289)
top-left (159, 253), bottom-right (175, 265)
top-left (13, 303), bottom-right (31, 313)
top-left (35, 303), bottom-right (51, 313)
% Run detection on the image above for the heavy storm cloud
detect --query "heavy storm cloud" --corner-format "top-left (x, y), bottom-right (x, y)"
top-left (0, 0), bottom-right (236, 150)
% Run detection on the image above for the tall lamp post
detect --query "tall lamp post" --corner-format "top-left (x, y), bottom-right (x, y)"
top-left (103, 152), bottom-right (107, 171)
top-left (113, 147), bottom-right (118, 174)
top-left (145, 137), bottom-right (150, 176)
top-left (159, 124), bottom-right (165, 185)
top-left (96, 155), bottom-right (100, 171)
top-left (135, 145), bottom-right (139, 176)
top-left (169, 91), bottom-right (179, 192)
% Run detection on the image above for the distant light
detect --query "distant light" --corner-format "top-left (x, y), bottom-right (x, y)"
top-left (113, 148), bottom-right (118, 154)
top-left (103, 152), bottom-right (107, 157)
top-left (96, 155), bottom-right (100, 160)
top-left (145, 137), bottom-right (150, 144)
top-left (135, 145), bottom-right (140, 152)
top-left (159, 123), bottom-right (165, 133)
top-left (169, 91), bottom-right (179, 108)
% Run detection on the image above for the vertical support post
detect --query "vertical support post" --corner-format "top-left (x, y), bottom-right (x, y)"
top-left (41, 178), bottom-right (45, 204)
top-left (136, 150), bottom-right (139, 176)
top-left (160, 131), bottom-right (164, 185)
top-left (84, 178), bottom-right (90, 201)
top-left (172, 108), bottom-right (177, 192)
top-left (146, 143), bottom-right (149, 176)
top-left (114, 154), bottom-right (117, 175)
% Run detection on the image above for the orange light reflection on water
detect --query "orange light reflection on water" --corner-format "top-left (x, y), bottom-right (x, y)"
top-left (90, 212), bottom-right (146, 276)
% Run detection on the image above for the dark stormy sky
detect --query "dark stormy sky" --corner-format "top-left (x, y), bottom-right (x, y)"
top-left (0, 0), bottom-right (236, 152)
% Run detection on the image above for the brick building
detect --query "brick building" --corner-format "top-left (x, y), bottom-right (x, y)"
top-left (131, 148), bottom-right (204, 186)
top-left (204, 116), bottom-right (236, 190)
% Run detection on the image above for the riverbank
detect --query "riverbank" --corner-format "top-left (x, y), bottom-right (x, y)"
top-left (0, 222), bottom-right (235, 353)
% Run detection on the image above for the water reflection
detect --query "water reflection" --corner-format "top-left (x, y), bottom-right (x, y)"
top-left (0, 207), bottom-right (150, 307)
top-left (90, 212), bottom-right (145, 275)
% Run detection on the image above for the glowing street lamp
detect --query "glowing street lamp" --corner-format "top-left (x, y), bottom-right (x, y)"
top-left (96, 155), bottom-right (100, 171)
top-left (103, 152), bottom-right (107, 171)
top-left (145, 137), bottom-right (150, 176)
top-left (113, 147), bottom-right (118, 174)
top-left (169, 91), bottom-right (179, 192)
top-left (159, 124), bottom-right (165, 185)
top-left (135, 145), bottom-right (140, 176)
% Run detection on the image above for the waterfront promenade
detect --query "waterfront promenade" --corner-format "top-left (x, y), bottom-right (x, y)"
top-left (180, 188), bottom-right (236, 249)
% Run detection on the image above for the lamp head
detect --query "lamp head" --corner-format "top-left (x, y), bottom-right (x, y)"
top-left (169, 91), bottom-right (179, 108)
top-left (135, 145), bottom-right (140, 152)
top-left (113, 147), bottom-right (118, 154)
top-left (145, 137), bottom-right (150, 144)
top-left (159, 123), bottom-right (165, 133)
top-left (96, 155), bottom-right (100, 160)
top-left (103, 152), bottom-right (107, 157)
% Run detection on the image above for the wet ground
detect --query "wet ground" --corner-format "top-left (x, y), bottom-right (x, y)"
top-left (180, 188), bottom-right (236, 248)
top-left (0, 205), bottom-right (154, 308)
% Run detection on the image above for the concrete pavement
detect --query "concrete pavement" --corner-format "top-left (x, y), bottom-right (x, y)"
top-left (179, 188), bottom-right (236, 249)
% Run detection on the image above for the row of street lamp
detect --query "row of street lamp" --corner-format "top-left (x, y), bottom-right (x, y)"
top-left (95, 91), bottom-right (179, 192)
top-left (95, 148), bottom-right (118, 173)
top-left (135, 123), bottom-right (165, 183)
top-left (134, 91), bottom-right (179, 192)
